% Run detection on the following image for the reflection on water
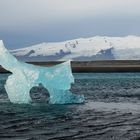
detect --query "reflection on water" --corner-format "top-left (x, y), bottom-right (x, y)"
top-left (0, 73), bottom-right (140, 139)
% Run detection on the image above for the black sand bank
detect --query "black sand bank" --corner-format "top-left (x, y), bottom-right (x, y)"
top-left (1, 60), bottom-right (140, 73)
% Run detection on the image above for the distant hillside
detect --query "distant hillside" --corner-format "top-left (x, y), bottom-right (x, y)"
top-left (10, 36), bottom-right (140, 61)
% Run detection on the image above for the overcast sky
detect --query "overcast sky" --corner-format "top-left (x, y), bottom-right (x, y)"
top-left (0, 0), bottom-right (140, 49)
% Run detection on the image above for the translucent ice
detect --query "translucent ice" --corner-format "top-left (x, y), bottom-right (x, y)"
top-left (0, 40), bottom-right (84, 104)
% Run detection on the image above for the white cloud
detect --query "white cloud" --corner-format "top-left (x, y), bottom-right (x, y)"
top-left (0, 0), bottom-right (140, 30)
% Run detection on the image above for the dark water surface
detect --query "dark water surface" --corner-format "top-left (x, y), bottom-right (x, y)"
top-left (1, 73), bottom-right (140, 140)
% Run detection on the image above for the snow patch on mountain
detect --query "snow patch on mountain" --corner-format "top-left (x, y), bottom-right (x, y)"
top-left (10, 36), bottom-right (140, 61)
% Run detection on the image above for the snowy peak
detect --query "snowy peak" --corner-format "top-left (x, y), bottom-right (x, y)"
top-left (10, 36), bottom-right (140, 61)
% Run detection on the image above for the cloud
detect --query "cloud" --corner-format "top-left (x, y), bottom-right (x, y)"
top-left (0, 0), bottom-right (140, 48)
top-left (0, 0), bottom-right (140, 31)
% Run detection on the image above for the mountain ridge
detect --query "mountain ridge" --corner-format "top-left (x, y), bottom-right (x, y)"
top-left (10, 36), bottom-right (140, 61)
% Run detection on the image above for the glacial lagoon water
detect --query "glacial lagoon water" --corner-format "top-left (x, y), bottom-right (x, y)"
top-left (1, 73), bottom-right (140, 139)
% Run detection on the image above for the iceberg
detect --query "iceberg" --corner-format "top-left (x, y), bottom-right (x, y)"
top-left (0, 40), bottom-right (84, 104)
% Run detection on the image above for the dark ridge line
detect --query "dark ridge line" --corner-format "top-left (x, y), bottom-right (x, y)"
top-left (1, 60), bottom-right (140, 73)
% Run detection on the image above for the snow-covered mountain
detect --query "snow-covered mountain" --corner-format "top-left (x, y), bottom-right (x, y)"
top-left (10, 36), bottom-right (140, 61)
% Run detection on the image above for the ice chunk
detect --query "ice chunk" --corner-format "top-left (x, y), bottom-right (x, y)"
top-left (0, 40), bottom-right (84, 104)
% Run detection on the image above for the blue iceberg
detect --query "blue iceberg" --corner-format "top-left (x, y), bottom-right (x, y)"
top-left (0, 40), bottom-right (84, 104)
